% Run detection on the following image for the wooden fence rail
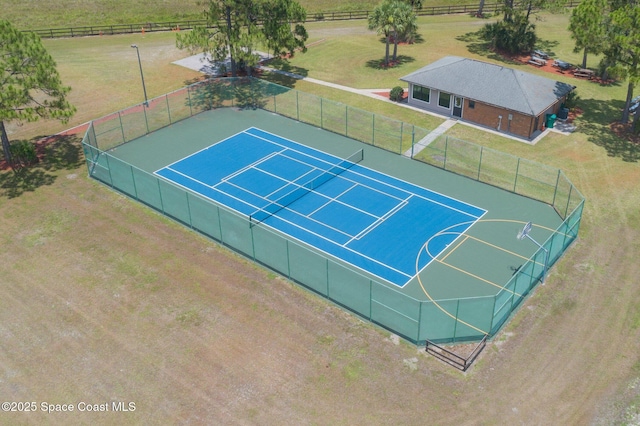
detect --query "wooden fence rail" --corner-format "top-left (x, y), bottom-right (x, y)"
top-left (24, 1), bottom-right (580, 39)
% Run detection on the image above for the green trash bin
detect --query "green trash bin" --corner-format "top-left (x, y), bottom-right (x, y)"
top-left (545, 113), bottom-right (557, 129)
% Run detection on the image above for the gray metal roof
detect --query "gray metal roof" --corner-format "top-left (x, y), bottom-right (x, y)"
top-left (400, 56), bottom-right (575, 115)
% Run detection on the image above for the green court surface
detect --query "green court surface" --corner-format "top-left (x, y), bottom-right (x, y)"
top-left (83, 78), bottom-right (583, 343)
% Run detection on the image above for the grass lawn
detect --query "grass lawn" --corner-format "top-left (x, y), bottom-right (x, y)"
top-left (1, 10), bottom-right (640, 425)
top-left (5, 0), bottom-right (481, 29)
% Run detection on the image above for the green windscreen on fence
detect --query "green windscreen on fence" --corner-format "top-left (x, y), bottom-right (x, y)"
top-left (82, 77), bottom-right (585, 344)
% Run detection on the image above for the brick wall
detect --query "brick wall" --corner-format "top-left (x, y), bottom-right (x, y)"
top-left (405, 84), bottom-right (568, 139)
top-left (462, 100), bottom-right (536, 139)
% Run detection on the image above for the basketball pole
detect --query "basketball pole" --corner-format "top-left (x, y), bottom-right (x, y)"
top-left (517, 222), bottom-right (550, 284)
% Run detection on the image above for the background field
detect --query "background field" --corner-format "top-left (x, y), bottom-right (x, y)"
top-left (4, 0), bottom-right (480, 29)
top-left (1, 6), bottom-right (640, 425)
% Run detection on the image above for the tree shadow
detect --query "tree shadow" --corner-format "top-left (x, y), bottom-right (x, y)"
top-left (455, 30), bottom-right (518, 63)
top-left (0, 133), bottom-right (84, 198)
top-left (365, 55), bottom-right (415, 70)
top-left (456, 31), bottom-right (561, 66)
top-left (534, 39), bottom-right (560, 59)
top-left (39, 134), bottom-right (84, 172)
top-left (233, 79), bottom-right (270, 109)
top-left (259, 71), bottom-right (300, 88)
top-left (577, 98), bottom-right (640, 162)
top-left (263, 58), bottom-right (309, 78)
top-left (0, 168), bottom-right (57, 198)
top-left (411, 33), bottom-right (426, 44)
top-left (186, 78), bottom-right (238, 110)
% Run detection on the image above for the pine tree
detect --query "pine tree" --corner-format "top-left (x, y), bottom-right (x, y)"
top-left (0, 20), bottom-right (75, 166)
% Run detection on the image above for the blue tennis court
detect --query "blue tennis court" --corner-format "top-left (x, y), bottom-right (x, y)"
top-left (155, 127), bottom-right (486, 287)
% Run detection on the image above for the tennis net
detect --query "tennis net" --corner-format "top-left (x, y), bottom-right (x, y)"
top-left (249, 149), bottom-right (364, 227)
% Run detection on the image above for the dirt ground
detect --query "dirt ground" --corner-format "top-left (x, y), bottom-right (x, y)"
top-left (0, 22), bottom-right (639, 423)
top-left (0, 121), bottom-right (638, 425)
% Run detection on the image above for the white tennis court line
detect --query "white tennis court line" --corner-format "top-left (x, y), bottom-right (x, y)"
top-left (305, 180), bottom-right (359, 217)
top-left (218, 150), bottom-right (284, 184)
top-left (155, 127), bottom-right (487, 286)
top-left (260, 207), bottom-right (415, 282)
top-left (347, 197), bottom-right (410, 244)
top-left (244, 127), bottom-right (486, 220)
top-left (160, 129), bottom-right (249, 170)
top-left (162, 166), bottom-right (214, 189)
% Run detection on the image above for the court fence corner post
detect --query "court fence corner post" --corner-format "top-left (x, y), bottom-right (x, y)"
top-left (552, 169), bottom-right (561, 209)
top-left (117, 111), bottom-right (126, 144)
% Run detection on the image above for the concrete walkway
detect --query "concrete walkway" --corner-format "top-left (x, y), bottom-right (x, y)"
top-left (174, 55), bottom-right (574, 146)
top-left (260, 66), bottom-right (391, 101)
top-left (403, 118), bottom-right (458, 158)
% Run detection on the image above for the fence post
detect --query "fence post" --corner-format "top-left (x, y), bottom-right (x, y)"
top-left (443, 136), bottom-right (448, 170)
top-left (489, 295), bottom-right (497, 334)
top-left (130, 165), bottom-right (138, 199)
top-left (296, 91), bottom-right (300, 121)
top-left (411, 127), bottom-right (415, 158)
top-left (551, 169), bottom-right (561, 208)
top-left (185, 192), bottom-right (193, 228)
top-left (452, 300), bottom-right (460, 342)
top-left (217, 206), bottom-right (223, 244)
top-left (514, 157), bottom-right (521, 193)
top-left (143, 103), bottom-right (150, 134)
top-left (372, 114), bottom-right (375, 145)
top-left (369, 280), bottom-right (373, 321)
top-left (326, 259), bottom-right (330, 297)
top-left (417, 300), bottom-right (423, 343)
top-left (345, 104), bottom-right (348, 136)
top-left (166, 94), bottom-right (172, 124)
top-left (157, 179), bottom-right (165, 214)
top-left (105, 155), bottom-right (114, 187)
top-left (563, 181), bottom-right (574, 219)
top-left (118, 111), bottom-right (126, 144)
top-left (90, 122), bottom-right (98, 150)
top-left (250, 220), bottom-right (256, 259)
top-left (286, 240), bottom-right (291, 278)
top-left (477, 146), bottom-right (484, 181)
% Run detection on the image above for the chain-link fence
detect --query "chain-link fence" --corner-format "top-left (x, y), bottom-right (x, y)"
top-left (81, 77), bottom-right (585, 344)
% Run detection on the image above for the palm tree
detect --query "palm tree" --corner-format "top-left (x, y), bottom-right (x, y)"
top-left (368, 0), bottom-right (417, 66)
top-left (368, 1), bottom-right (395, 66)
top-left (392, 1), bottom-right (417, 60)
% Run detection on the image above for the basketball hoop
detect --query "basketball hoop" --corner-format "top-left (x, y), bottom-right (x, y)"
top-left (517, 221), bottom-right (532, 240)
top-left (516, 221), bottom-right (549, 284)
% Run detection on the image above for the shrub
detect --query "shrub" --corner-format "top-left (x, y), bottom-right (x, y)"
top-left (390, 86), bottom-right (405, 102)
top-left (480, 14), bottom-right (536, 54)
top-left (9, 140), bottom-right (38, 167)
top-left (564, 91), bottom-right (579, 110)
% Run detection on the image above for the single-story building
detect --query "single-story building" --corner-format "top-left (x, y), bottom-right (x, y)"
top-left (400, 56), bottom-right (575, 140)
